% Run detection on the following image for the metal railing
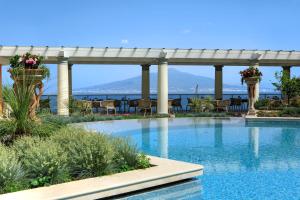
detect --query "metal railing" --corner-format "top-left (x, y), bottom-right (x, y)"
top-left (41, 93), bottom-right (282, 113)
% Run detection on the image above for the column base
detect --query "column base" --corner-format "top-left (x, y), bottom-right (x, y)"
top-left (247, 109), bottom-right (256, 116)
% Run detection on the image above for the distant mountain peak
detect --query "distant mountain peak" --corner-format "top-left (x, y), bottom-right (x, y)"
top-left (74, 69), bottom-right (247, 94)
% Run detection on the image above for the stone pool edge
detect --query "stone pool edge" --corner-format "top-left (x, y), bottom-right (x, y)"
top-left (0, 156), bottom-right (203, 200)
top-left (245, 116), bottom-right (300, 122)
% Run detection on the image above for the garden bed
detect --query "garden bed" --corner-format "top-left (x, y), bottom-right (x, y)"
top-left (256, 107), bottom-right (300, 117)
top-left (40, 112), bottom-right (232, 126)
top-left (0, 127), bottom-right (150, 195)
top-left (0, 156), bottom-right (203, 200)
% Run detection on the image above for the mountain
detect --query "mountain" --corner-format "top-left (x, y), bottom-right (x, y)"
top-left (74, 68), bottom-right (248, 94)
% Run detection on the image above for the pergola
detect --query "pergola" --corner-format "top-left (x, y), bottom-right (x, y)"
top-left (0, 46), bottom-right (299, 115)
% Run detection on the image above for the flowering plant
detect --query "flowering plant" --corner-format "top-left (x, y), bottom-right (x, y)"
top-left (9, 53), bottom-right (50, 79)
top-left (9, 53), bottom-right (44, 69)
top-left (240, 66), bottom-right (262, 85)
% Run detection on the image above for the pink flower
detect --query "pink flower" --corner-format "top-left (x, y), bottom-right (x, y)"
top-left (26, 58), bottom-right (36, 65)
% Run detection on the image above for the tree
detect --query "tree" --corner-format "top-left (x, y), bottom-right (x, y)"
top-left (272, 70), bottom-right (300, 105)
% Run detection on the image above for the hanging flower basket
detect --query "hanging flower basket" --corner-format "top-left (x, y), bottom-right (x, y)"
top-left (8, 53), bottom-right (50, 119)
top-left (9, 68), bottom-right (46, 82)
top-left (240, 67), bottom-right (262, 85)
top-left (244, 77), bottom-right (260, 85)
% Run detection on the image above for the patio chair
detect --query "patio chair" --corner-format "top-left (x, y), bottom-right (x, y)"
top-left (151, 99), bottom-right (157, 113)
top-left (137, 99), bottom-right (152, 116)
top-left (113, 100), bottom-right (122, 113)
top-left (172, 98), bottom-right (182, 112)
top-left (230, 98), bottom-right (242, 112)
top-left (186, 98), bottom-right (193, 111)
top-left (215, 100), bottom-right (231, 112)
top-left (168, 99), bottom-right (174, 113)
top-left (101, 100), bottom-right (116, 115)
top-left (92, 100), bottom-right (102, 113)
top-left (75, 100), bottom-right (92, 115)
top-left (128, 99), bottom-right (138, 113)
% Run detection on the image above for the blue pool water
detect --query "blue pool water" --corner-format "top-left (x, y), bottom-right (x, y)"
top-left (83, 118), bottom-right (300, 200)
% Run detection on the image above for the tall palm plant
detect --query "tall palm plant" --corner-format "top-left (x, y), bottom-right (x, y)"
top-left (3, 80), bottom-right (35, 137)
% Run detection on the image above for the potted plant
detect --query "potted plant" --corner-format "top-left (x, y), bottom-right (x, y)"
top-left (240, 66), bottom-right (262, 115)
top-left (8, 53), bottom-right (50, 119)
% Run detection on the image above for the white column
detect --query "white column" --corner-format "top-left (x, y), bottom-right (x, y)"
top-left (158, 118), bottom-right (168, 158)
top-left (253, 63), bottom-right (260, 101)
top-left (141, 64), bottom-right (150, 99)
top-left (157, 61), bottom-right (168, 114)
top-left (68, 64), bottom-right (73, 98)
top-left (214, 65), bottom-right (223, 100)
top-left (57, 58), bottom-right (69, 116)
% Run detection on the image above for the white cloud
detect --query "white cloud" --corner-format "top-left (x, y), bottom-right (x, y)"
top-left (121, 39), bottom-right (128, 44)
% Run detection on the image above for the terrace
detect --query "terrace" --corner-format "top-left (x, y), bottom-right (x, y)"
top-left (0, 46), bottom-right (299, 199)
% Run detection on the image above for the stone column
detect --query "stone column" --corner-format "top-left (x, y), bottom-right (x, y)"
top-left (253, 63), bottom-right (260, 102)
top-left (282, 66), bottom-right (291, 79)
top-left (214, 65), bottom-right (223, 100)
top-left (57, 58), bottom-right (69, 116)
top-left (158, 118), bottom-right (168, 158)
top-left (68, 64), bottom-right (73, 98)
top-left (157, 60), bottom-right (168, 114)
top-left (141, 64), bottom-right (150, 99)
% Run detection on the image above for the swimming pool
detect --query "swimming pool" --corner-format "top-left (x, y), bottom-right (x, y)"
top-left (82, 118), bottom-right (300, 200)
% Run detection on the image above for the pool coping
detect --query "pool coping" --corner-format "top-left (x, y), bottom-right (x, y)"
top-left (0, 156), bottom-right (203, 200)
top-left (245, 116), bottom-right (300, 122)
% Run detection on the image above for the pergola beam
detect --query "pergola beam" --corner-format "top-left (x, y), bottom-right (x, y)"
top-left (0, 46), bottom-right (299, 66)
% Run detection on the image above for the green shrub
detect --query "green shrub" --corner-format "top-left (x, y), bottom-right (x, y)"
top-left (136, 153), bottom-right (151, 169)
top-left (16, 139), bottom-right (69, 186)
top-left (279, 107), bottom-right (300, 117)
top-left (13, 136), bottom-right (41, 160)
top-left (256, 110), bottom-right (279, 117)
top-left (290, 97), bottom-right (300, 107)
top-left (113, 138), bottom-right (141, 172)
top-left (0, 145), bottom-right (26, 193)
top-left (190, 97), bottom-right (214, 112)
top-left (30, 122), bottom-right (62, 138)
top-left (0, 126), bottom-right (151, 193)
top-left (0, 119), bottom-right (61, 144)
top-left (51, 128), bottom-right (115, 178)
top-left (0, 120), bottom-right (17, 144)
top-left (254, 99), bottom-right (271, 110)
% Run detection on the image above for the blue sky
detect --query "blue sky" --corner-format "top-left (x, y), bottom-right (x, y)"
top-left (1, 0), bottom-right (300, 93)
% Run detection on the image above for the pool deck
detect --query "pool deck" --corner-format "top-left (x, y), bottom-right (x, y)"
top-left (0, 156), bottom-right (203, 200)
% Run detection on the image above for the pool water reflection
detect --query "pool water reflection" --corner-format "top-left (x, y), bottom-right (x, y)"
top-left (82, 118), bottom-right (300, 200)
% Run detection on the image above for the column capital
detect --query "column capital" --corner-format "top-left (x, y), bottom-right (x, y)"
top-left (282, 66), bottom-right (291, 70)
top-left (141, 64), bottom-right (151, 70)
top-left (214, 65), bottom-right (223, 70)
top-left (57, 56), bottom-right (69, 63)
top-left (157, 51), bottom-right (168, 64)
top-left (157, 57), bottom-right (168, 65)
